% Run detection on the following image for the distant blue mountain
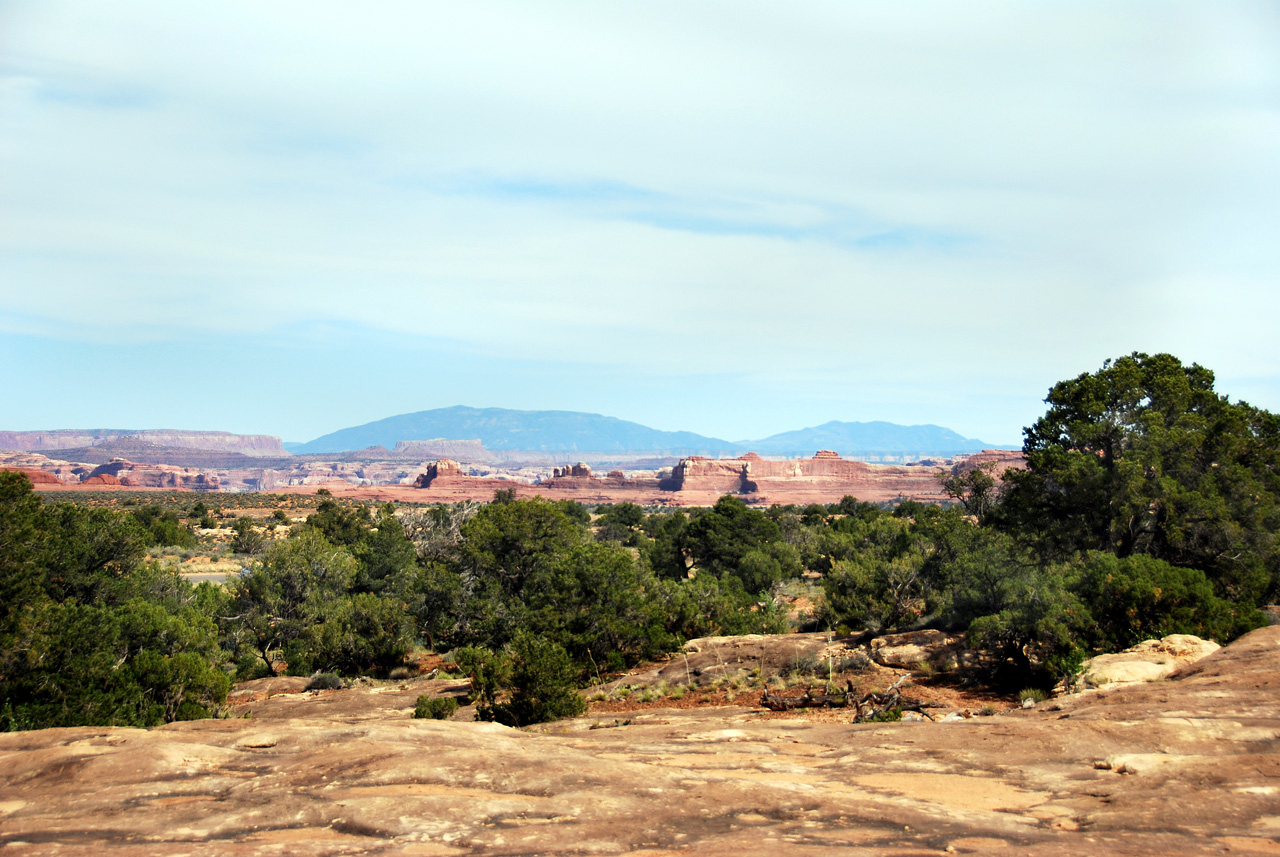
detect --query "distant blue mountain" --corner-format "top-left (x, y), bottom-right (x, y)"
top-left (291, 406), bottom-right (742, 455)
top-left (743, 420), bottom-right (994, 456)
top-left (290, 407), bottom-right (1005, 458)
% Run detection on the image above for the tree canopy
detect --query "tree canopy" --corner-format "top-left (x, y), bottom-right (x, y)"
top-left (1000, 352), bottom-right (1280, 604)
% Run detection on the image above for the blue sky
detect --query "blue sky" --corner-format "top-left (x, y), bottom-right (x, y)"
top-left (3, 2), bottom-right (1278, 446)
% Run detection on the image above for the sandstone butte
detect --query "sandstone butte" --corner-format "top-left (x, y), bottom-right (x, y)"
top-left (1, 625), bottom-right (1277, 855)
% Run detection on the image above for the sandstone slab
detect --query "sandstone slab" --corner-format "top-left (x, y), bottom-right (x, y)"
top-left (1, 627), bottom-right (1277, 855)
top-left (1080, 634), bottom-right (1220, 689)
top-left (870, 629), bottom-right (965, 669)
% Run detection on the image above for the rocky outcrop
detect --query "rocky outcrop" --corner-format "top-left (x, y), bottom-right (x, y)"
top-left (412, 459), bottom-right (464, 488)
top-left (0, 452), bottom-right (91, 485)
top-left (944, 448), bottom-right (1027, 479)
top-left (0, 429), bottom-right (287, 457)
top-left (0, 466), bottom-right (62, 485)
top-left (1079, 634), bottom-right (1220, 689)
top-left (552, 462), bottom-right (593, 478)
top-left (666, 450), bottom-right (975, 503)
top-left (870, 629), bottom-right (965, 670)
top-left (84, 460), bottom-right (219, 490)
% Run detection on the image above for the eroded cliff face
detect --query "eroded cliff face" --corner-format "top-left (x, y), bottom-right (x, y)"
top-left (0, 430), bottom-right (287, 457)
top-left (85, 460), bottom-right (220, 490)
top-left (412, 459), bottom-right (465, 488)
top-left (667, 450), bottom-right (965, 503)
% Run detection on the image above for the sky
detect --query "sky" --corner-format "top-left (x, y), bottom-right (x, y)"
top-left (3, 2), bottom-right (1279, 447)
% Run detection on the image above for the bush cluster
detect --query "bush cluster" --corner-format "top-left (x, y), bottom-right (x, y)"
top-left (3, 352), bottom-right (1274, 730)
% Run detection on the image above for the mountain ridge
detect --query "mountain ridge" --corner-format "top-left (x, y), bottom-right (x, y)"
top-left (288, 407), bottom-right (1009, 457)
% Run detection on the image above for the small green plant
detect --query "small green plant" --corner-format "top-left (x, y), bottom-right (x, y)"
top-left (413, 695), bottom-right (459, 720)
top-left (388, 667), bottom-right (415, 681)
top-left (870, 707), bottom-right (903, 722)
top-left (978, 704), bottom-right (998, 717)
top-left (1018, 688), bottom-right (1049, 705)
top-left (786, 653), bottom-right (822, 677)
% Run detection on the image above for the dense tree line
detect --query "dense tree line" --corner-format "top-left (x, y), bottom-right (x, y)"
top-left (2, 352), bottom-right (1274, 731)
top-left (0, 473), bottom-right (228, 730)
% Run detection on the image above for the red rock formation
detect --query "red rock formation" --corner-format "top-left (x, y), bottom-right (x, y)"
top-left (552, 462), bottom-right (593, 478)
top-left (0, 467), bottom-right (61, 485)
top-left (947, 449), bottom-right (1026, 477)
top-left (84, 460), bottom-right (219, 490)
top-left (668, 451), bottom-right (964, 503)
top-left (81, 473), bottom-right (121, 486)
top-left (413, 459), bottom-right (464, 488)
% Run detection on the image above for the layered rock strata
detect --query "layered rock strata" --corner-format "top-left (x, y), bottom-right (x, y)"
top-left (0, 429), bottom-right (287, 457)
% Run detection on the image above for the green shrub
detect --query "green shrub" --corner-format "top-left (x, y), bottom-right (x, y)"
top-left (479, 632), bottom-right (586, 727)
top-left (785, 653), bottom-right (822, 677)
top-left (869, 707), bottom-right (903, 722)
top-left (1072, 552), bottom-right (1264, 649)
top-left (306, 672), bottom-right (343, 691)
top-left (230, 517), bottom-right (265, 556)
top-left (413, 695), bottom-right (459, 720)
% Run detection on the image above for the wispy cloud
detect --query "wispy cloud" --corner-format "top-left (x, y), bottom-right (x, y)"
top-left (1, 1), bottom-right (1277, 443)
top-left (420, 173), bottom-right (975, 250)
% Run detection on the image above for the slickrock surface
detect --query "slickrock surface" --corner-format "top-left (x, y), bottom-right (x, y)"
top-left (2, 626), bottom-right (1278, 855)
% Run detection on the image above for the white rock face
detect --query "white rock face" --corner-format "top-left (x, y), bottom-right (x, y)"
top-left (1081, 634), bottom-right (1221, 689)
